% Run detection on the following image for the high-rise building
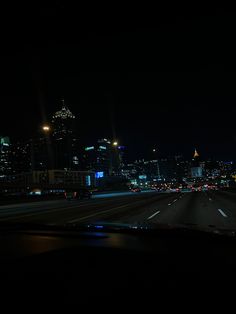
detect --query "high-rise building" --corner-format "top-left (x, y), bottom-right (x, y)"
top-left (11, 137), bottom-right (52, 174)
top-left (30, 137), bottom-right (53, 171)
top-left (84, 139), bottom-right (112, 177)
top-left (191, 148), bottom-right (203, 177)
top-left (205, 160), bottom-right (220, 179)
top-left (174, 155), bottom-right (190, 181)
top-left (11, 140), bottom-right (31, 174)
top-left (51, 100), bottom-right (79, 170)
top-left (121, 163), bottom-right (138, 179)
top-left (159, 158), bottom-right (176, 181)
top-left (218, 161), bottom-right (233, 177)
top-left (0, 136), bottom-right (12, 179)
top-left (111, 145), bottom-right (125, 175)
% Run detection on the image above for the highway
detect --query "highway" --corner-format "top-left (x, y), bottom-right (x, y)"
top-left (0, 190), bottom-right (236, 230)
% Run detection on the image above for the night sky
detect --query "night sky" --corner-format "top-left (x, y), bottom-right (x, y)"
top-left (1, 4), bottom-right (236, 161)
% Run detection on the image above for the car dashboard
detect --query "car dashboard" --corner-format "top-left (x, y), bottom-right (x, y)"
top-left (1, 226), bottom-right (236, 307)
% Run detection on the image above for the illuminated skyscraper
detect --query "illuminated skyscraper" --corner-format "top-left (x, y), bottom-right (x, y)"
top-left (83, 139), bottom-right (112, 177)
top-left (191, 148), bottom-right (203, 177)
top-left (52, 99), bottom-right (75, 139)
top-left (83, 139), bottom-right (126, 177)
top-left (0, 136), bottom-right (12, 179)
top-left (51, 100), bottom-right (79, 170)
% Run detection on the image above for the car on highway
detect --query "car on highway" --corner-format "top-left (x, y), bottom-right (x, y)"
top-left (64, 188), bottom-right (92, 200)
top-left (191, 186), bottom-right (201, 192)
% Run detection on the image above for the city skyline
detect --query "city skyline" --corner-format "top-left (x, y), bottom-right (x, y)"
top-left (1, 129), bottom-right (234, 191)
top-left (1, 7), bottom-right (236, 160)
top-left (1, 99), bottom-right (235, 163)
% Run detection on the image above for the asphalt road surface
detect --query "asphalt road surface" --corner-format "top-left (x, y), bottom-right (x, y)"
top-left (0, 190), bottom-right (236, 230)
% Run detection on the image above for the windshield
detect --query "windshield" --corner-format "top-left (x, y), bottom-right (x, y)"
top-left (1, 5), bottom-right (236, 234)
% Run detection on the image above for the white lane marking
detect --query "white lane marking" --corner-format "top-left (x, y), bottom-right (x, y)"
top-left (168, 198), bottom-right (180, 206)
top-left (218, 209), bottom-right (227, 218)
top-left (147, 210), bottom-right (160, 220)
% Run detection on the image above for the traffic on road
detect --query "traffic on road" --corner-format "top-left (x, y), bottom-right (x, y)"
top-left (0, 188), bottom-right (235, 231)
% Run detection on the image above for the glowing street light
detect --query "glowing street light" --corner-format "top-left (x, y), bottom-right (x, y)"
top-left (42, 125), bottom-right (50, 132)
top-left (113, 141), bottom-right (118, 146)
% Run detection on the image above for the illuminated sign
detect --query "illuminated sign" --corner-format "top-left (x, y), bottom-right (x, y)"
top-left (86, 175), bottom-right (91, 186)
top-left (95, 171), bottom-right (104, 179)
top-left (85, 146), bottom-right (94, 151)
top-left (99, 146), bottom-right (107, 150)
top-left (139, 175), bottom-right (147, 180)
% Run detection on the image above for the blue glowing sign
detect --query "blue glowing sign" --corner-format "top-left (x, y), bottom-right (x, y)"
top-left (85, 146), bottom-right (94, 151)
top-left (94, 225), bottom-right (104, 229)
top-left (95, 171), bottom-right (104, 179)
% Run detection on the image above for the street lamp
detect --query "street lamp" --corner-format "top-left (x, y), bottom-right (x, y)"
top-left (152, 147), bottom-right (161, 180)
top-left (111, 141), bottom-right (119, 176)
top-left (42, 125), bottom-right (50, 132)
top-left (41, 125), bottom-right (51, 185)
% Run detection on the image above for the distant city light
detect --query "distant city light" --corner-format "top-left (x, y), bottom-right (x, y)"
top-left (113, 141), bottom-right (118, 146)
top-left (85, 146), bottom-right (95, 151)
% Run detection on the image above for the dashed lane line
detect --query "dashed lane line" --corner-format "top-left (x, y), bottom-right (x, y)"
top-left (218, 209), bottom-right (227, 218)
top-left (147, 210), bottom-right (161, 220)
